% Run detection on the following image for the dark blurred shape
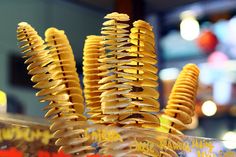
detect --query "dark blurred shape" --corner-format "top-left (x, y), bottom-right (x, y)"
top-left (230, 106), bottom-right (236, 117)
top-left (8, 53), bottom-right (34, 89)
top-left (115, 0), bottom-right (145, 22)
top-left (210, 11), bottom-right (231, 22)
top-left (65, 0), bottom-right (114, 12)
top-left (76, 60), bottom-right (84, 88)
top-left (163, 0), bottom-right (236, 26)
top-left (7, 94), bottom-right (24, 114)
top-left (145, 0), bottom-right (199, 12)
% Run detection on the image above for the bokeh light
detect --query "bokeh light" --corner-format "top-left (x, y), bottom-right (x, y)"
top-left (222, 131), bottom-right (236, 149)
top-left (180, 15), bottom-right (200, 41)
top-left (159, 68), bottom-right (179, 80)
top-left (201, 100), bottom-right (217, 116)
top-left (208, 51), bottom-right (229, 65)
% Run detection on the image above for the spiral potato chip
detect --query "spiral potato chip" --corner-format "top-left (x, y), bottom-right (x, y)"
top-left (17, 23), bottom-right (94, 156)
top-left (155, 64), bottom-right (199, 157)
top-left (118, 20), bottom-right (160, 126)
top-left (158, 63), bottom-right (200, 134)
top-left (97, 14), bottom-right (161, 127)
top-left (98, 12), bottom-right (135, 124)
top-left (83, 35), bottom-right (105, 124)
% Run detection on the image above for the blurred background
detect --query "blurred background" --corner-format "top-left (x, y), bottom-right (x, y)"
top-left (0, 0), bottom-right (236, 148)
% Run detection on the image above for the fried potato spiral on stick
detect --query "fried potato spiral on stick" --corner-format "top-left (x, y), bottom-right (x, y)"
top-left (99, 13), bottom-right (160, 128)
top-left (83, 35), bottom-right (105, 123)
top-left (117, 20), bottom-right (160, 128)
top-left (98, 12), bottom-right (134, 124)
top-left (156, 64), bottom-right (199, 157)
top-left (17, 23), bottom-right (94, 156)
top-left (44, 28), bottom-right (94, 156)
top-left (17, 22), bottom-right (48, 73)
top-left (159, 64), bottom-right (199, 134)
top-left (96, 14), bottom-right (162, 157)
top-left (158, 63), bottom-right (200, 134)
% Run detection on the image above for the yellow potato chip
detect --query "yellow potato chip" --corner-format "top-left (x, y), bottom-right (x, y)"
top-left (104, 12), bottom-right (130, 21)
top-left (131, 27), bottom-right (154, 38)
top-left (130, 32), bottom-right (154, 46)
top-left (130, 38), bottom-right (155, 50)
top-left (125, 87), bottom-right (159, 99)
top-left (140, 106), bottom-right (160, 112)
top-left (166, 103), bottom-right (194, 116)
top-left (101, 88), bottom-right (131, 97)
top-left (161, 114), bottom-right (186, 131)
top-left (126, 80), bottom-right (158, 88)
top-left (102, 99), bottom-right (130, 109)
top-left (133, 20), bottom-right (153, 30)
top-left (102, 107), bottom-right (137, 115)
top-left (101, 115), bottom-right (119, 122)
top-left (161, 63), bottom-right (199, 137)
top-left (131, 97), bottom-right (160, 108)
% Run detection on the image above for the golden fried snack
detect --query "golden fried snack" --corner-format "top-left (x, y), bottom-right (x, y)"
top-left (99, 14), bottom-right (160, 129)
top-left (156, 64), bottom-right (199, 157)
top-left (83, 35), bottom-right (105, 123)
top-left (17, 22), bottom-right (48, 73)
top-left (44, 28), bottom-right (94, 156)
top-left (158, 63), bottom-right (200, 134)
top-left (98, 12), bottom-right (134, 124)
top-left (17, 23), bottom-right (94, 156)
top-left (116, 20), bottom-right (160, 128)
